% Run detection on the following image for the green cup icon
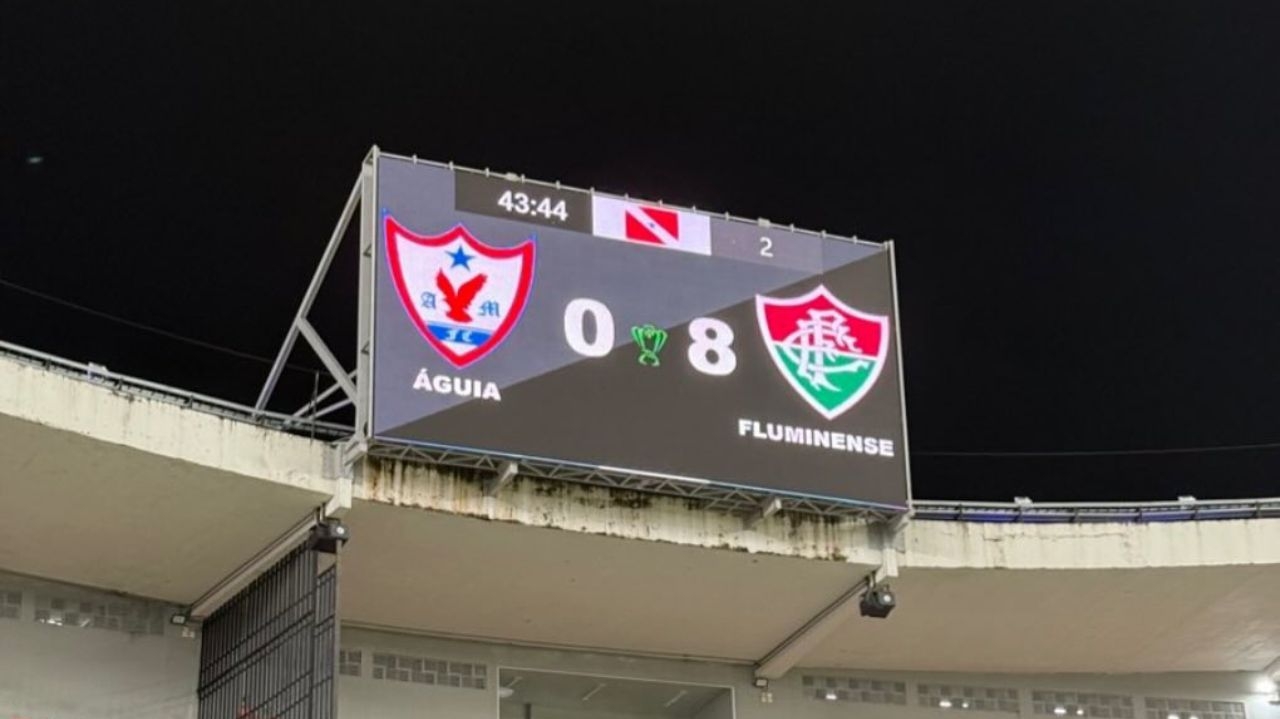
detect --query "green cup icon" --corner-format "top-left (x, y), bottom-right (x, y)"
top-left (631, 324), bottom-right (668, 366)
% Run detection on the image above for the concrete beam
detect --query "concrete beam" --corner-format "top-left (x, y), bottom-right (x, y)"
top-left (186, 510), bottom-right (322, 621)
top-left (1265, 655), bottom-right (1280, 679)
top-left (754, 577), bottom-right (870, 680)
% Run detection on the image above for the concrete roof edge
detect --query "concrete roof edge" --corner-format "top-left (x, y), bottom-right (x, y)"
top-left (901, 516), bottom-right (1280, 570)
top-left (0, 354), bottom-right (335, 495)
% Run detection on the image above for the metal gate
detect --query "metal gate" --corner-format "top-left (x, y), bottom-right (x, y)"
top-left (197, 538), bottom-right (338, 719)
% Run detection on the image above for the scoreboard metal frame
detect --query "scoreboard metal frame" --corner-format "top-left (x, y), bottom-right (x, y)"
top-left (259, 147), bottom-right (913, 522)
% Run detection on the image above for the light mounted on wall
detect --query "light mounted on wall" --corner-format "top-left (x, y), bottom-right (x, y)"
top-left (859, 582), bottom-right (896, 618)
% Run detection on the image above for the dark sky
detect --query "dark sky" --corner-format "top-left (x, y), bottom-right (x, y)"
top-left (3, 2), bottom-right (1279, 502)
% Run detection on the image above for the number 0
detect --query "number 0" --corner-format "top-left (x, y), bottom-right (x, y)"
top-left (564, 299), bottom-right (614, 357)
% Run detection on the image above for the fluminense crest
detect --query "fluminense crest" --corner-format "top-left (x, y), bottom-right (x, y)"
top-left (755, 285), bottom-right (889, 420)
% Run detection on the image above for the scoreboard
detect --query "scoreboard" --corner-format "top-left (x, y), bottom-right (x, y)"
top-left (371, 154), bottom-right (910, 510)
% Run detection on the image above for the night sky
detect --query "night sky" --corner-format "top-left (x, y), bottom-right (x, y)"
top-left (4, 3), bottom-right (1279, 502)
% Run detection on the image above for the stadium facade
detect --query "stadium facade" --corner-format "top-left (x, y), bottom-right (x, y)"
top-left (1, 342), bottom-right (1278, 719)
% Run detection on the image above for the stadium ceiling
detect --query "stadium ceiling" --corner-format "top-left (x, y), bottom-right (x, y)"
top-left (337, 501), bottom-right (1280, 675)
top-left (1, 349), bottom-right (1279, 676)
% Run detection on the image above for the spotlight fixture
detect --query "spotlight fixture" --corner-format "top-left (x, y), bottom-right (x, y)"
top-left (169, 612), bottom-right (189, 626)
top-left (312, 520), bottom-right (350, 554)
top-left (859, 583), bottom-right (896, 618)
top-left (1054, 707), bottom-right (1067, 716)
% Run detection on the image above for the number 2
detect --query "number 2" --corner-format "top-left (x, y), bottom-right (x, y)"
top-left (759, 236), bottom-right (774, 258)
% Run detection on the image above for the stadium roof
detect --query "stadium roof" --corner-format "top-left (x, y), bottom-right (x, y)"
top-left (1, 347), bottom-right (1277, 677)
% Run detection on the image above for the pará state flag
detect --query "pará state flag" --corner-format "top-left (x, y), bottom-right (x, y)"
top-left (592, 196), bottom-right (711, 255)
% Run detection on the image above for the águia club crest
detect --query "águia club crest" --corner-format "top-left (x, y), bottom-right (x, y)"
top-left (756, 286), bottom-right (889, 420)
top-left (385, 215), bottom-right (535, 368)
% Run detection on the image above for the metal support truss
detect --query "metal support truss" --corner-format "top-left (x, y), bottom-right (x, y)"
top-left (745, 496), bottom-right (783, 529)
top-left (254, 165), bottom-right (366, 419)
top-left (364, 440), bottom-right (903, 521)
top-left (484, 461), bottom-right (519, 496)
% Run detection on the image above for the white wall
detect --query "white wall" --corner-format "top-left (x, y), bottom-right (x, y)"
top-left (340, 627), bottom-right (1280, 719)
top-left (695, 689), bottom-right (735, 719)
top-left (3, 575), bottom-right (1274, 719)
top-left (0, 572), bottom-right (198, 719)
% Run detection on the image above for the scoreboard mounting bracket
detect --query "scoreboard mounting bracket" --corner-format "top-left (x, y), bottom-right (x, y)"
top-left (257, 147), bottom-right (913, 522)
top-left (254, 147), bottom-right (375, 431)
top-left (362, 439), bottom-right (904, 521)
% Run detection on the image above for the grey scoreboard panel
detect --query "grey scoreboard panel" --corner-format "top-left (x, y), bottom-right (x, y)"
top-left (372, 155), bottom-right (909, 510)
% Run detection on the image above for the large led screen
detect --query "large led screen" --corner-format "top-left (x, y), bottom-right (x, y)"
top-left (372, 155), bottom-right (909, 509)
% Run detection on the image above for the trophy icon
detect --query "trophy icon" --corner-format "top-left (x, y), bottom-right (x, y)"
top-left (631, 324), bottom-right (668, 366)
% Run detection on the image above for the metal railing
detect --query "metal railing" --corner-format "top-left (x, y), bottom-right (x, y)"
top-left (0, 339), bottom-right (352, 439)
top-left (910, 497), bottom-right (1280, 522)
top-left (3, 339), bottom-right (1277, 524)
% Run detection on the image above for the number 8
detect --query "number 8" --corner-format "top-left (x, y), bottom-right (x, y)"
top-left (688, 318), bottom-right (736, 376)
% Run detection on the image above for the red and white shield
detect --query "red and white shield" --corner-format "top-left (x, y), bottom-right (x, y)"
top-left (756, 285), bottom-right (889, 420)
top-left (385, 216), bottom-right (535, 368)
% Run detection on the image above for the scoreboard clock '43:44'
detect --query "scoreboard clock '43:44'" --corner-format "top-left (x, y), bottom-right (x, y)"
top-left (496, 189), bottom-right (569, 222)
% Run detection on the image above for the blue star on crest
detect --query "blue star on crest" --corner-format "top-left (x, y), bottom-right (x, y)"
top-left (446, 245), bottom-right (474, 270)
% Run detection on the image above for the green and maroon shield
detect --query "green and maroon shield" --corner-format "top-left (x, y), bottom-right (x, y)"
top-left (755, 285), bottom-right (890, 420)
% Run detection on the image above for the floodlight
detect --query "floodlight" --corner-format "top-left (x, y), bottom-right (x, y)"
top-left (312, 520), bottom-right (349, 554)
top-left (859, 583), bottom-right (896, 618)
